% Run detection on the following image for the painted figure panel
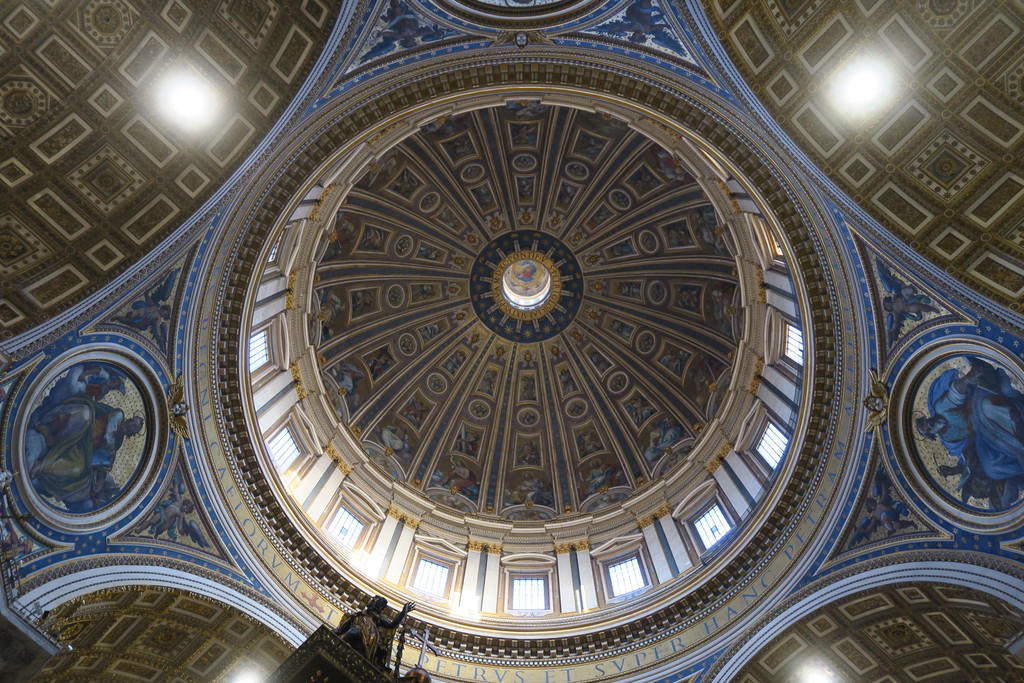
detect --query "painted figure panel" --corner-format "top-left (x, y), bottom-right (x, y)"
top-left (430, 456), bottom-right (481, 502)
top-left (911, 354), bottom-right (1024, 512)
top-left (579, 455), bottom-right (624, 499)
top-left (503, 470), bottom-right (555, 509)
top-left (110, 269), bottom-right (178, 350)
top-left (25, 362), bottom-right (150, 513)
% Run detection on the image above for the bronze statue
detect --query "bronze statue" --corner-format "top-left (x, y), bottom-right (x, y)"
top-left (334, 596), bottom-right (415, 670)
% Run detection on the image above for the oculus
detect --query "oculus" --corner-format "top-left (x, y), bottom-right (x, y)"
top-left (500, 254), bottom-right (554, 311)
top-left (471, 230), bottom-right (583, 342)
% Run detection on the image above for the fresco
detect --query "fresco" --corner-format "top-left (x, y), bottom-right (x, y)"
top-left (910, 354), bottom-right (1024, 512)
top-left (108, 268), bottom-right (179, 351)
top-left (846, 467), bottom-right (921, 549)
top-left (0, 376), bottom-right (15, 419)
top-left (586, 0), bottom-right (694, 63)
top-left (1, 494), bottom-right (38, 563)
top-left (24, 362), bottom-right (150, 514)
top-left (579, 455), bottom-right (624, 499)
top-left (430, 455), bottom-right (482, 502)
top-left (504, 470), bottom-right (555, 509)
top-left (356, 0), bottom-right (459, 65)
top-left (131, 465), bottom-right (210, 551)
top-left (876, 260), bottom-right (942, 347)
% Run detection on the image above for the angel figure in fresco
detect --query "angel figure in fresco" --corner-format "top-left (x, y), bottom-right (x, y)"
top-left (1, 496), bottom-right (33, 562)
top-left (693, 205), bottom-right (728, 255)
top-left (379, 424), bottom-right (414, 466)
top-left (506, 471), bottom-right (554, 508)
top-left (849, 470), bottom-right (915, 547)
top-left (595, 0), bottom-right (678, 52)
top-left (136, 470), bottom-right (209, 548)
top-left (330, 362), bottom-right (365, 406)
top-left (361, 0), bottom-right (451, 63)
top-left (916, 357), bottom-right (1024, 510)
top-left (581, 459), bottom-right (621, 498)
top-left (877, 261), bottom-right (940, 347)
top-left (112, 270), bottom-right (176, 348)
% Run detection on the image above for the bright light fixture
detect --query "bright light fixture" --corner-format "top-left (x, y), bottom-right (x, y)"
top-left (798, 662), bottom-right (837, 683)
top-left (230, 669), bottom-right (264, 683)
top-left (831, 56), bottom-right (894, 117)
top-left (156, 68), bottom-right (219, 131)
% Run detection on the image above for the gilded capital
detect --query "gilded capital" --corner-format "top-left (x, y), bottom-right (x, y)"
top-left (289, 360), bottom-right (308, 399)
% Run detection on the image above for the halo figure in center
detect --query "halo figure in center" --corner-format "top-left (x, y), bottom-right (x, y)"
top-left (502, 256), bottom-right (552, 310)
top-left (470, 230), bottom-right (583, 342)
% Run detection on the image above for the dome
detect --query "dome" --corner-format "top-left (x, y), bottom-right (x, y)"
top-left (238, 93), bottom-right (808, 638)
top-left (307, 103), bottom-right (749, 522)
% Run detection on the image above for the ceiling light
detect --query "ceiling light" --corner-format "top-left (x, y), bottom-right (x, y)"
top-left (831, 56), bottom-right (894, 118)
top-left (229, 669), bottom-right (264, 683)
top-left (799, 662), bottom-right (838, 683)
top-left (156, 68), bottom-right (219, 131)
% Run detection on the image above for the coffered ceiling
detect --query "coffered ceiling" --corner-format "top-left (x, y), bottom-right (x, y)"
top-left (35, 587), bottom-right (292, 682)
top-left (0, 0), bottom-right (338, 336)
top-left (736, 583), bottom-right (1024, 682)
top-left (703, 0), bottom-right (1024, 309)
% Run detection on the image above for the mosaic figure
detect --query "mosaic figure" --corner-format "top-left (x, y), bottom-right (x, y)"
top-left (504, 470), bottom-right (555, 508)
top-left (25, 362), bottom-right (148, 513)
top-left (643, 419), bottom-right (683, 463)
top-left (914, 355), bottom-right (1024, 511)
top-left (432, 457), bottom-right (480, 500)
top-left (580, 456), bottom-right (623, 498)
top-left (112, 270), bottom-right (177, 349)
top-left (135, 468), bottom-right (209, 548)
top-left (878, 260), bottom-right (940, 347)
top-left (849, 469), bottom-right (916, 547)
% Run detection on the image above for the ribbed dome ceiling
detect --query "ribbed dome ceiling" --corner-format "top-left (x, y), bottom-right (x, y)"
top-left (310, 103), bottom-right (743, 520)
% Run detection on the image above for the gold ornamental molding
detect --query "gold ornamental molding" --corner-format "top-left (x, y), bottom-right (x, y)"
top-left (554, 540), bottom-right (591, 553)
top-left (288, 360), bottom-right (308, 399)
top-left (705, 442), bottom-right (734, 474)
top-left (307, 184), bottom-right (335, 223)
top-left (468, 540), bottom-right (503, 554)
top-left (325, 443), bottom-right (353, 474)
top-left (387, 506), bottom-right (420, 529)
top-left (638, 504), bottom-right (674, 528)
top-left (285, 270), bottom-right (300, 310)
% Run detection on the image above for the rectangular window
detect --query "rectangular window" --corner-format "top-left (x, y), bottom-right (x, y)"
top-left (607, 557), bottom-right (646, 597)
top-left (267, 243), bottom-right (279, 263)
top-left (511, 578), bottom-right (547, 610)
top-left (413, 559), bottom-right (450, 597)
top-left (695, 505), bottom-right (731, 549)
top-left (784, 323), bottom-right (804, 365)
top-left (267, 428), bottom-right (301, 470)
top-left (248, 330), bottom-right (270, 372)
top-left (326, 507), bottom-right (363, 550)
top-left (757, 423), bottom-right (788, 469)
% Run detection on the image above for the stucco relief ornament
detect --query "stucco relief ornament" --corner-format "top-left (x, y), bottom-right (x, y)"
top-left (863, 368), bottom-right (888, 432)
top-left (168, 375), bottom-right (189, 440)
top-left (494, 31), bottom-right (551, 49)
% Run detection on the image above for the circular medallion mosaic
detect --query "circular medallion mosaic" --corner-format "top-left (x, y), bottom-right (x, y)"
top-left (902, 347), bottom-right (1024, 518)
top-left (15, 349), bottom-right (162, 531)
top-left (471, 230), bottom-right (583, 342)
